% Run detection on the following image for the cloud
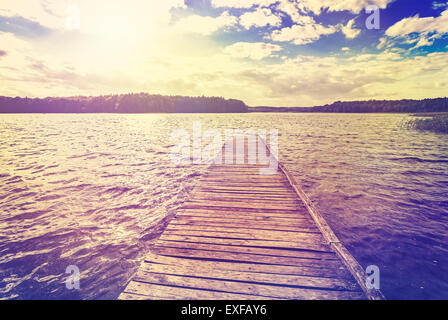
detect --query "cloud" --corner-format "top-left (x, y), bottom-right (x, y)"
top-left (239, 7), bottom-right (282, 29)
top-left (432, 1), bottom-right (448, 10)
top-left (40, 0), bottom-right (64, 18)
top-left (234, 50), bottom-right (448, 106)
top-left (211, 0), bottom-right (277, 9)
top-left (212, 0), bottom-right (394, 14)
top-left (377, 37), bottom-right (388, 49)
top-left (384, 9), bottom-right (448, 50)
top-left (269, 22), bottom-right (337, 45)
top-left (0, 50), bottom-right (7, 57)
top-left (223, 42), bottom-right (282, 60)
top-left (295, 0), bottom-right (394, 14)
top-left (386, 9), bottom-right (448, 37)
top-left (171, 11), bottom-right (237, 35)
top-left (341, 18), bottom-right (361, 39)
top-left (0, 14), bottom-right (53, 38)
top-left (412, 36), bottom-right (435, 49)
top-left (276, 1), bottom-right (315, 24)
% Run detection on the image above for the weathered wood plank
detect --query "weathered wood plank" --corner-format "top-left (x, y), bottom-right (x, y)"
top-left (183, 200), bottom-right (302, 211)
top-left (158, 234), bottom-right (332, 253)
top-left (164, 225), bottom-right (325, 241)
top-left (178, 207), bottom-right (309, 217)
top-left (122, 281), bottom-right (271, 300)
top-left (169, 219), bottom-right (320, 233)
top-left (192, 191), bottom-right (299, 199)
top-left (151, 246), bottom-right (343, 269)
top-left (155, 240), bottom-right (336, 260)
top-left (189, 195), bottom-right (302, 204)
top-left (131, 273), bottom-right (365, 300)
top-left (191, 191), bottom-right (300, 200)
top-left (174, 213), bottom-right (313, 223)
top-left (142, 253), bottom-right (353, 279)
top-left (198, 186), bottom-right (296, 193)
top-left (136, 263), bottom-right (358, 291)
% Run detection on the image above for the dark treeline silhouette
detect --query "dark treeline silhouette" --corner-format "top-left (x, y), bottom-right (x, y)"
top-left (2, 94), bottom-right (448, 114)
top-left (0, 93), bottom-right (248, 113)
top-left (249, 97), bottom-right (448, 113)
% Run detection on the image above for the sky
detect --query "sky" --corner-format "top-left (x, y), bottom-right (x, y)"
top-left (0, 0), bottom-right (448, 107)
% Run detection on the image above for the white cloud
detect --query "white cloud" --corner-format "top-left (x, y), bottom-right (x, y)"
top-left (386, 9), bottom-right (448, 36)
top-left (295, 0), bottom-right (394, 14)
top-left (384, 9), bottom-right (448, 50)
top-left (341, 18), bottom-right (361, 39)
top-left (236, 50), bottom-right (448, 106)
top-left (412, 37), bottom-right (434, 49)
top-left (269, 22), bottom-right (337, 45)
top-left (239, 7), bottom-right (282, 29)
top-left (171, 11), bottom-right (237, 35)
top-left (223, 42), bottom-right (282, 60)
top-left (377, 37), bottom-right (388, 49)
top-left (211, 0), bottom-right (277, 9)
top-left (276, 1), bottom-right (315, 24)
top-left (212, 0), bottom-right (393, 14)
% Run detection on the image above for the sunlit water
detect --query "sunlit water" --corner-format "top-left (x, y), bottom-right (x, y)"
top-left (0, 113), bottom-right (447, 300)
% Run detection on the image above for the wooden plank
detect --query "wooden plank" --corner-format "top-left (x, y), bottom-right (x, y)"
top-left (202, 174), bottom-right (287, 180)
top-left (189, 194), bottom-right (302, 204)
top-left (191, 191), bottom-right (300, 199)
top-left (183, 200), bottom-right (302, 211)
top-left (143, 253), bottom-right (353, 279)
top-left (198, 186), bottom-right (296, 193)
top-left (170, 219), bottom-right (320, 233)
top-left (131, 273), bottom-right (365, 300)
top-left (198, 183), bottom-right (289, 188)
top-left (173, 211), bottom-right (313, 221)
top-left (151, 246), bottom-right (343, 269)
top-left (159, 232), bottom-right (328, 252)
top-left (192, 191), bottom-right (299, 199)
top-left (164, 225), bottom-right (326, 242)
top-left (156, 240), bottom-right (336, 260)
top-left (122, 281), bottom-right (271, 300)
top-left (175, 212), bottom-right (312, 223)
top-left (136, 262), bottom-right (359, 291)
top-left (158, 234), bottom-right (332, 253)
top-left (174, 213), bottom-right (311, 224)
top-left (173, 217), bottom-right (312, 229)
top-left (178, 207), bottom-right (309, 217)
top-left (118, 292), bottom-right (152, 300)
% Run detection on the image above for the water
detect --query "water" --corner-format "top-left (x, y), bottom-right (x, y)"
top-left (0, 113), bottom-right (447, 300)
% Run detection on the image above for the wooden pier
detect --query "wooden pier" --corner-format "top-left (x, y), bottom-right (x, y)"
top-left (119, 135), bottom-right (384, 300)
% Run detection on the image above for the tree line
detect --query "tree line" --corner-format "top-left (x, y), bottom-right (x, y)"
top-left (0, 93), bottom-right (248, 113)
top-left (249, 98), bottom-right (448, 113)
top-left (2, 94), bottom-right (447, 114)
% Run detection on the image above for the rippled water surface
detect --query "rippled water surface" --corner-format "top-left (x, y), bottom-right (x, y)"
top-left (0, 113), bottom-right (447, 300)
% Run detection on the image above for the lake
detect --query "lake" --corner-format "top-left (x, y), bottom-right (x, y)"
top-left (0, 113), bottom-right (447, 299)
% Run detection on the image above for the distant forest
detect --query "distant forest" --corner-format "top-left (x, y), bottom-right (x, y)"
top-left (250, 98), bottom-right (448, 113)
top-left (1, 94), bottom-right (448, 114)
top-left (0, 93), bottom-right (248, 113)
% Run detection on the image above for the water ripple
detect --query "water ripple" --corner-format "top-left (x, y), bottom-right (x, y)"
top-left (0, 113), bottom-right (447, 300)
